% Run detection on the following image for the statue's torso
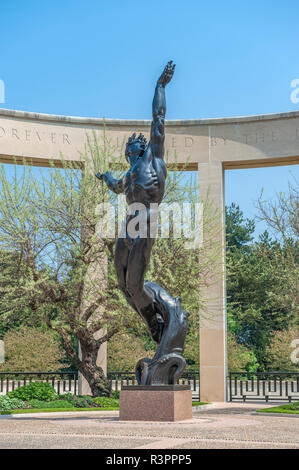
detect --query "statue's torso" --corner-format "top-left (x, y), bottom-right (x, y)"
top-left (124, 145), bottom-right (167, 206)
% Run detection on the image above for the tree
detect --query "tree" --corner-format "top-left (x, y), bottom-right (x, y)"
top-left (107, 333), bottom-right (154, 371)
top-left (227, 234), bottom-right (298, 368)
top-left (257, 179), bottom-right (299, 241)
top-left (0, 248), bottom-right (46, 335)
top-left (257, 181), bottom-right (299, 319)
top-left (226, 196), bottom-right (298, 370)
top-left (0, 134), bottom-right (128, 396)
top-left (0, 326), bottom-right (69, 372)
top-left (265, 328), bottom-right (299, 372)
top-left (227, 332), bottom-right (259, 372)
top-left (225, 203), bottom-right (255, 251)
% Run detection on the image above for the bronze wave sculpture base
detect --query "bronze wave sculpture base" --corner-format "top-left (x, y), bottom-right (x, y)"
top-left (135, 281), bottom-right (189, 385)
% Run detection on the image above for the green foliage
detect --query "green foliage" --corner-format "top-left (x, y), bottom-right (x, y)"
top-left (0, 326), bottom-right (69, 373)
top-left (0, 136), bottom-right (128, 395)
top-left (265, 328), bottom-right (299, 372)
top-left (226, 203), bottom-right (255, 251)
top-left (226, 199), bottom-right (298, 370)
top-left (57, 392), bottom-right (74, 404)
top-left (71, 396), bottom-right (94, 408)
top-left (27, 399), bottom-right (72, 409)
top-left (227, 307), bottom-right (242, 337)
top-left (8, 382), bottom-right (57, 401)
top-left (192, 402), bottom-right (210, 406)
top-left (57, 394), bottom-right (93, 407)
top-left (112, 390), bottom-right (120, 399)
top-left (285, 402), bottom-right (299, 411)
top-left (246, 351), bottom-right (260, 373)
top-left (227, 332), bottom-right (259, 372)
top-left (0, 396), bottom-right (25, 410)
top-left (92, 396), bottom-right (119, 408)
top-left (0, 392), bottom-right (119, 411)
top-left (227, 238), bottom-right (298, 367)
top-left (258, 402), bottom-right (299, 414)
top-left (107, 333), bottom-right (154, 371)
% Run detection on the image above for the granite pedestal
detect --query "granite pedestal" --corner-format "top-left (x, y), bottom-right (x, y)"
top-left (119, 385), bottom-right (192, 422)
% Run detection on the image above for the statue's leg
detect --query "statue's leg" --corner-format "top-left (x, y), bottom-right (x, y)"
top-left (125, 236), bottom-right (154, 309)
top-left (125, 237), bottom-right (163, 342)
top-left (114, 237), bottom-right (139, 313)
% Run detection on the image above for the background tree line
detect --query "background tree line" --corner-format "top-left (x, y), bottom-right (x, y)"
top-left (226, 181), bottom-right (298, 372)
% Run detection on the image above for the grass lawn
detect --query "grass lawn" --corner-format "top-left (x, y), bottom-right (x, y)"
top-left (1, 401), bottom-right (210, 415)
top-left (0, 406), bottom-right (119, 415)
top-left (258, 402), bottom-right (299, 415)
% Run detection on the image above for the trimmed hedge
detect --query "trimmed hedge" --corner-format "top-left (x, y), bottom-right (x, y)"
top-left (8, 382), bottom-right (57, 401)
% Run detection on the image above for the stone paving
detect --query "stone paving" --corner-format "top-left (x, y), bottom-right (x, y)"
top-left (0, 402), bottom-right (298, 449)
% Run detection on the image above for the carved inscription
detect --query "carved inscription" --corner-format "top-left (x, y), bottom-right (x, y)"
top-left (242, 131), bottom-right (278, 145)
top-left (0, 126), bottom-right (71, 144)
top-left (113, 134), bottom-right (196, 150)
top-left (210, 129), bottom-right (299, 146)
top-left (1, 123), bottom-right (298, 160)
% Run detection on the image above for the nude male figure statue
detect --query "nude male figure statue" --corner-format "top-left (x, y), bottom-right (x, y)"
top-left (96, 61), bottom-right (176, 344)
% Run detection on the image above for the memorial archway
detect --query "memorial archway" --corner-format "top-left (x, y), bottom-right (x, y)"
top-left (0, 107), bottom-right (298, 401)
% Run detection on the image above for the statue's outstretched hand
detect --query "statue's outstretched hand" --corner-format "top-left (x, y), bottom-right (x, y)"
top-left (157, 60), bottom-right (176, 87)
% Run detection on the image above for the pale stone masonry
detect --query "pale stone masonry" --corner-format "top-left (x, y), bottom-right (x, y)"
top-left (1, 107), bottom-right (298, 401)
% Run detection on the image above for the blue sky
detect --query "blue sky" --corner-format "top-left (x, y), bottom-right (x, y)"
top-left (1, 0), bottom-right (298, 238)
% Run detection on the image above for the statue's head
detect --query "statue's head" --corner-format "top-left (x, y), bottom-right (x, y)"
top-left (125, 132), bottom-right (147, 166)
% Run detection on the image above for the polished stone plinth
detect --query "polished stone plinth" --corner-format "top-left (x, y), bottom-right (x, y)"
top-left (119, 385), bottom-right (192, 422)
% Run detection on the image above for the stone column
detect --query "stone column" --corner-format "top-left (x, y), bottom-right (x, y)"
top-left (198, 161), bottom-right (227, 402)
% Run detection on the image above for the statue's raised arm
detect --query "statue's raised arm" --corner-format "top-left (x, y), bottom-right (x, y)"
top-left (150, 61), bottom-right (176, 159)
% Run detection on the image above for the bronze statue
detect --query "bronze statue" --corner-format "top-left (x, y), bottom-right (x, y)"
top-left (96, 61), bottom-right (188, 385)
